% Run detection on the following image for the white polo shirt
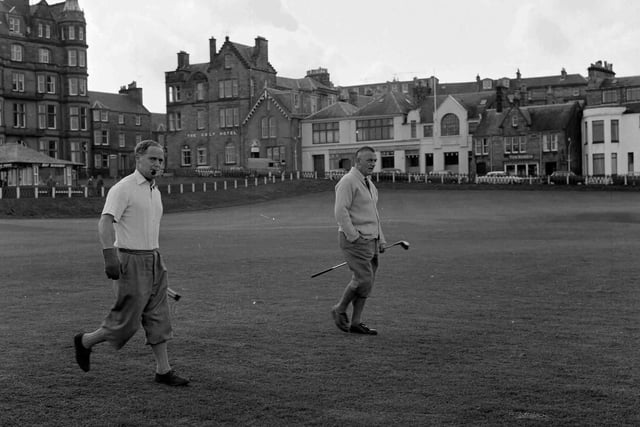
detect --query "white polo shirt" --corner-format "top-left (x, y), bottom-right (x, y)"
top-left (102, 170), bottom-right (162, 250)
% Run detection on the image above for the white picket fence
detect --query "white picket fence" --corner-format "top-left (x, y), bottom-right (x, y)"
top-left (0, 171), bottom-right (305, 199)
top-left (0, 172), bottom-right (635, 200)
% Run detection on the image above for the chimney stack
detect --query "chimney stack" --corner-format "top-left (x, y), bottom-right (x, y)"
top-left (587, 59), bottom-right (615, 87)
top-left (306, 67), bottom-right (332, 87)
top-left (209, 37), bottom-right (217, 62)
top-left (177, 51), bottom-right (189, 69)
top-left (254, 36), bottom-right (269, 68)
top-left (119, 81), bottom-right (143, 106)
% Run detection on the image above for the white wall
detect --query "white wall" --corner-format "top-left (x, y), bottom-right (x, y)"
top-left (582, 106), bottom-right (626, 175)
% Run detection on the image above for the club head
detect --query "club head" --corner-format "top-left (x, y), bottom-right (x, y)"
top-left (398, 240), bottom-right (410, 250)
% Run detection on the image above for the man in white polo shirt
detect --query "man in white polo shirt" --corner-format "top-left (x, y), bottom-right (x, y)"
top-left (73, 140), bottom-right (188, 386)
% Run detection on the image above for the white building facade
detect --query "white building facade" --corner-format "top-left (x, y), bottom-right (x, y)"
top-left (301, 93), bottom-right (476, 175)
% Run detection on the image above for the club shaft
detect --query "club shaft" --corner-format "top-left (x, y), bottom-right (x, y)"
top-left (310, 261), bottom-right (347, 278)
top-left (167, 287), bottom-right (181, 301)
top-left (310, 240), bottom-right (409, 278)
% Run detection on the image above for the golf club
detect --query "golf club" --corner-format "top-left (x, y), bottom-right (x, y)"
top-left (310, 240), bottom-right (410, 278)
top-left (167, 287), bottom-right (181, 301)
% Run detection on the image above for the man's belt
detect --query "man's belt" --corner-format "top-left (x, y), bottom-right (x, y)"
top-left (118, 248), bottom-right (158, 254)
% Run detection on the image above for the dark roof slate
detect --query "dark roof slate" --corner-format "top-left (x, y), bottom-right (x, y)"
top-left (0, 142), bottom-right (81, 165)
top-left (276, 76), bottom-right (334, 92)
top-left (474, 102), bottom-right (579, 136)
top-left (599, 75), bottom-right (640, 88)
top-left (355, 91), bottom-right (414, 117)
top-left (88, 91), bottom-right (149, 114)
top-left (518, 73), bottom-right (587, 88)
top-left (305, 101), bottom-right (359, 120)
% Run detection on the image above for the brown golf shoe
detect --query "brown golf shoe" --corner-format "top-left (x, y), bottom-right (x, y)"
top-left (331, 307), bottom-right (349, 332)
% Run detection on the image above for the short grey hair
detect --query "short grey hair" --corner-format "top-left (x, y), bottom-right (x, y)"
top-left (356, 146), bottom-right (375, 157)
top-left (134, 140), bottom-right (163, 156)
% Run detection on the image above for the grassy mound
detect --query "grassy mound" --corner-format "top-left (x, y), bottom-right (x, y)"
top-left (0, 179), bottom-right (336, 219)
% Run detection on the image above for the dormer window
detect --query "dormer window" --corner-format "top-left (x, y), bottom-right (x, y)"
top-left (482, 79), bottom-right (493, 90)
top-left (9, 17), bottom-right (21, 34)
top-left (224, 53), bottom-right (232, 69)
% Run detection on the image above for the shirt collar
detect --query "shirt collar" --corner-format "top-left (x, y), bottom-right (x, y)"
top-left (350, 167), bottom-right (366, 181)
top-left (134, 169), bottom-right (155, 189)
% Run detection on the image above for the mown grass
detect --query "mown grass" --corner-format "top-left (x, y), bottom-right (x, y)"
top-left (0, 189), bottom-right (639, 426)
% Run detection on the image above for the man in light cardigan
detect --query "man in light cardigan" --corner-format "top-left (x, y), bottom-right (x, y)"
top-left (331, 146), bottom-right (386, 335)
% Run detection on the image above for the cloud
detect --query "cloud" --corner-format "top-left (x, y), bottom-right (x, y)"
top-left (251, 0), bottom-right (298, 31)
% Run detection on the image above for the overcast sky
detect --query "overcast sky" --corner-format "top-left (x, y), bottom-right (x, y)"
top-left (75, 0), bottom-right (640, 113)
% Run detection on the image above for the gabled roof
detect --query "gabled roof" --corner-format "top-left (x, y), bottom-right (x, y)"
top-left (355, 91), bottom-right (415, 117)
top-left (496, 105), bottom-right (532, 128)
top-left (31, 1), bottom-right (56, 20)
top-left (88, 91), bottom-right (149, 114)
top-left (223, 40), bottom-right (277, 74)
top-left (305, 101), bottom-right (359, 121)
top-left (417, 95), bottom-right (449, 123)
top-left (243, 88), bottom-right (298, 125)
top-left (0, 143), bottom-right (81, 165)
top-left (474, 102), bottom-right (579, 136)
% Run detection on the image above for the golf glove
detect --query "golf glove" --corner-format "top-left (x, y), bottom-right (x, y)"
top-left (102, 248), bottom-right (120, 280)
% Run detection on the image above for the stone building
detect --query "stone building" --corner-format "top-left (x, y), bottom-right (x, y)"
top-left (164, 37), bottom-right (342, 174)
top-left (0, 0), bottom-right (90, 177)
top-left (164, 36), bottom-right (277, 174)
top-left (241, 70), bottom-right (339, 171)
top-left (582, 60), bottom-right (640, 176)
top-left (473, 101), bottom-right (582, 176)
top-left (88, 82), bottom-right (153, 178)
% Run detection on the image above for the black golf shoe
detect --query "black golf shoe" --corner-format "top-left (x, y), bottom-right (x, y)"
top-left (349, 322), bottom-right (378, 335)
top-left (74, 333), bottom-right (91, 372)
top-left (155, 370), bottom-right (190, 386)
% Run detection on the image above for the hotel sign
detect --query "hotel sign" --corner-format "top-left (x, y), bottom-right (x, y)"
top-left (186, 130), bottom-right (237, 138)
